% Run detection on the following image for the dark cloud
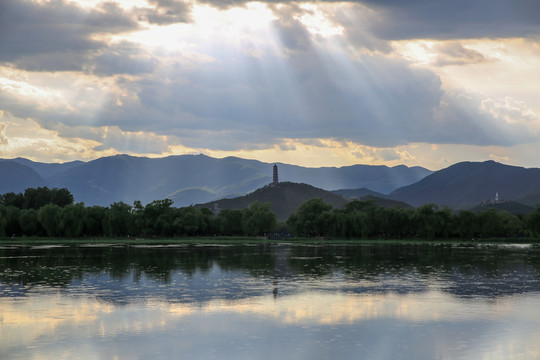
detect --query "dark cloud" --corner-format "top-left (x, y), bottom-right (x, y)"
top-left (328, 4), bottom-right (392, 53)
top-left (91, 42), bottom-right (158, 76)
top-left (271, 5), bottom-right (315, 54)
top-left (377, 148), bottom-right (401, 161)
top-left (356, 0), bottom-right (540, 40)
top-left (8, 52), bottom-right (94, 73)
top-left (136, 0), bottom-right (192, 24)
top-left (198, 0), bottom-right (540, 40)
top-left (0, 0), bottom-right (138, 68)
top-left (431, 42), bottom-right (488, 66)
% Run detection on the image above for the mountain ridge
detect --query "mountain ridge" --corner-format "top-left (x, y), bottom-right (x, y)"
top-left (1, 154), bottom-right (431, 207)
top-left (389, 160), bottom-right (540, 209)
top-left (3, 155), bottom-right (540, 212)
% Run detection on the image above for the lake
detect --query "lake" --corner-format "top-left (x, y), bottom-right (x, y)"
top-left (1, 241), bottom-right (540, 359)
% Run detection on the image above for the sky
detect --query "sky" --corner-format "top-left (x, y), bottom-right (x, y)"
top-left (0, 0), bottom-right (539, 170)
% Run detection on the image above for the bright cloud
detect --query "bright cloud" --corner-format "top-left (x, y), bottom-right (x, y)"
top-left (0, 0), bottom-right (539, 169)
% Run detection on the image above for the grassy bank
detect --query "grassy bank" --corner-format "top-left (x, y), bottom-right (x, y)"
top-left (1, 236), bottom-right (539, 245)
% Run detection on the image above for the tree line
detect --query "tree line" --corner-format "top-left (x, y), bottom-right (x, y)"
top-left (288, 198), bottom-right (540, 240)
top-left (0, 187), bottom-right (276, 238)
top-left (1, 187), bottom-right (540, 239)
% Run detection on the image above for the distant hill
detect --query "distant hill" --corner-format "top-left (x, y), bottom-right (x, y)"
top-left (197, 182), bottom-right (349, 220)
top-left (0, 160), bottom-right (47, 193)
top-left (278, 164), bottom-right (431, 194)
top-left (389, 160), bottom-right (540, 208)
top-left (12, 158), bottom-right (84, 178)
top-left (167, 187), bottom-right (219, 206)
top-left (468, 201), bottom-right (535, 215)
top-left (332, 188), bottom-right (385, 199)
top-left (40, 154), bottom-right (273, 206)
top-left (513, 192), bottom-right (540, 208)
top-left (359, 195), bottom-right (413, 209)
top-left (331, 188), bottom-right (412, 208)
top-left (0, 155), bottom-right (431, 207)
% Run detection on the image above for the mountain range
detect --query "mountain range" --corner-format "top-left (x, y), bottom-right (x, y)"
top-left (2, 155), bottom-right (540, 213)
top-left (388, 160), bottom-right (540, 209)
top-left (0, 154), bottom-right (430, 207)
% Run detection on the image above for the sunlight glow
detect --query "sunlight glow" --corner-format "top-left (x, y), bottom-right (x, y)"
top-left (195, 138), bottom-right (416, 168)
top-left (117, 3), bottom-right (278, 57)
top-left (296, 4), bottom-right (344, 38)
top-left (0, 66), bottom-right (114, 117)
top-left (391, 40), bottom-right (439, 65)
top-left (392, 38), bottom-right (540, 131)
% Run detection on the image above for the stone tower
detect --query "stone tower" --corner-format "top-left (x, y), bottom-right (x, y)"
top-left (273, 164), bottom-right (278, 184)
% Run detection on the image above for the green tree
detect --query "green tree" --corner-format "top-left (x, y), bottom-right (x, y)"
top-left (413, 204), bottom-right (439, 239)
top-left (379, 207), bottom-right (413, 239)
top-left (38, 203), bottom-right (62, 237)
top-left (60, 203), bottom-right (86, 237)
top-left (288, 198), bottom-right (333, 237)
top-left (23, 187), bottom-right (74, 209)
top-left (200, 207), bottom-right (217, 235)
top-left (23, 187), bottom-right (49, 209)
top-left (0, 205), bottom-right (10, 236)
top-left (455, 210), bottom-right (476, 239)
top-left (174, 206), bottom-right (206, 236)
top-left (527, 207), bottom-right (540, 238)
top-left (84, 205), bottom-right (107, 236)
top-left (104, 202), bottom-right (133, 236)
top-left (1, 192), bottom-right (24, 208)
top-left (435, 206), bottom-right (454, 239)
top-left (477, 208), bottom-right (501, 238)
top-left (19, 208), bottom-right (42, 236)
top-left (131, 201), bottom-right (145, 236)
top-left (333, 200), bottom-right (375, 239)
top-left (142, 199), bottom-right (177, 236)
top-left (241, 202), bottom-right (277, 236)
top-left (50, 188), bottom-right (74, 207)
top-left (217, 209), bottom-right (243, 236)
top-left (497, 211), bottom-right (523, 237)
top-left (3, 206), bottom-right (21, 236)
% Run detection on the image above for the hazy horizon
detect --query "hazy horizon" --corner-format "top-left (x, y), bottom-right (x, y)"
top-left (9, 152), bottom-right (540, 173)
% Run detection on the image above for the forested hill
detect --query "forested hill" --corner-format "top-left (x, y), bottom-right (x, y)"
top-left (389, 160), bottom-right (540, 208)
top-left (1, 155), bottom-right (431, 207)
top-left (197, 182), bottom-right (349, 220)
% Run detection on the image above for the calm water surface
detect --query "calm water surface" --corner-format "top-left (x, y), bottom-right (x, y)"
top-left (1, 242), bottom-right (540, 359)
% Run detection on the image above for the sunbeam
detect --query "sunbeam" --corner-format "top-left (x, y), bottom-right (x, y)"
top-left (0, 0), bottom-right (539, 168)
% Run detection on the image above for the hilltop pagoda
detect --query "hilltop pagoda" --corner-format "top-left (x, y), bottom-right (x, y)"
top-left (273, 164), bottom-right (279, 185)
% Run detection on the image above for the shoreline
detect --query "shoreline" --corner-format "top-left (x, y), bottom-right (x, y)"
top-left (1, 236), bottom-right (539, 245)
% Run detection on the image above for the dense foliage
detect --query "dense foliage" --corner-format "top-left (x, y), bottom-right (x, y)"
top-left (0, 187), bottom-right (74, 209)
top-left (288, 199), bottom-right (534, 239)
top-left (0, 188), bottom-right (276, 238)
top-left (1, 187), bottom-right (540, 239)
